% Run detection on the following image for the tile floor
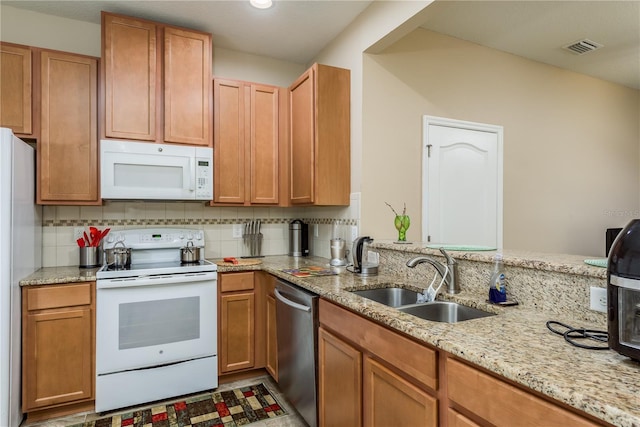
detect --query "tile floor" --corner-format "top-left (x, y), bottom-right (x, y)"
top-left (21, 374), bottom-right (308, 427)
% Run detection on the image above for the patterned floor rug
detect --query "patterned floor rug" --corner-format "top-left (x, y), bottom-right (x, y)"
top-left (73, 383), bottom-right (287, 427)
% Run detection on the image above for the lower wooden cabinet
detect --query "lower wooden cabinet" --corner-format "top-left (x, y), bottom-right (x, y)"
top-left (22, 283), bottom-right (95, 420)
top-left (364, 357), bottom-right (437, 427)
top-left (218, 272), bottom-right (255, 373)
top-left (218, 271), bottom-right (279, 380)
top-left (446, 357), bottom-right (602, 427)
top-left (318, 327), bottom-right (362, 427)
top-left (319, 298), bottom-right (607, 427)
top-left (318, 299), bottom-right (438, 427)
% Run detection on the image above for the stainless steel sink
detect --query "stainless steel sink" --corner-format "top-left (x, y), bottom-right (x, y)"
top-left (398, 301), bottom-right (494, 323)
top-left (350, 287), bottom-right (422, 307)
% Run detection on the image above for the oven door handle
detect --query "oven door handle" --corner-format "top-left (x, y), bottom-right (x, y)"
top-left (97, 272), bottom-right (217, 289)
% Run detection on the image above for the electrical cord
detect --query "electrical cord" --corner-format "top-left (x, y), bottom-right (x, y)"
top-left (545, 320), bottom-right (609, 350)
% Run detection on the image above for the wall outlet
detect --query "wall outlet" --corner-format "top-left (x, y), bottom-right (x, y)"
top-left (589, 287), bottom-right (607, 313)
top-left (314, 224), bottom-right (319, 237)
top-left (232, 224), bottom-right (243, 238)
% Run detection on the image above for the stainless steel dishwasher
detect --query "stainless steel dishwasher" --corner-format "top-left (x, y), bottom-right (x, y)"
top-left (275, 279), bottom-right (318, 427)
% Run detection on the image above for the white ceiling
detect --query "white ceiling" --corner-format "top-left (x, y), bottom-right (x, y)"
top-left (418, 1), bottom-right (640, 90)
top-left (3, 0), bottom-right (639, 89)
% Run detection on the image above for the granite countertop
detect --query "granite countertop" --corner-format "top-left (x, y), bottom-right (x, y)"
top-left (21, 255), bottom-right (638, 426)
top-left (20, 265), bottom-right (100, 285)
top-left (372, 241), bottom-right (609, 279)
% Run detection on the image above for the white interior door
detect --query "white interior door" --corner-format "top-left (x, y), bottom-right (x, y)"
top-left (422, 116), bottom-right (503, 248)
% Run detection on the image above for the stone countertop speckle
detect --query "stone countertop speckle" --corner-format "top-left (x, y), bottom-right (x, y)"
top-left (21, 255), bottom-right (638, 426)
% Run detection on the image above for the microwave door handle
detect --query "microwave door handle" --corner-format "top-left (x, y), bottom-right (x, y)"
top-left (188, 157), bottom-right (195, 192)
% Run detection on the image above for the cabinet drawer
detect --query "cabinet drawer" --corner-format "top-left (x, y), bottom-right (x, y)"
top-left (447, 358), bottom-right (600, 427)
top-left (319, 299), bottom-right (437, 391)
top-left (219, 272), bottom-right (254, 292)
top-left (26, 284), bottom-right (92, 311)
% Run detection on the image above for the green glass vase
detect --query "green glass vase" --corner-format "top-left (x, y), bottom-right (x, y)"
top-left (394, 215), bottom-right (410, 242)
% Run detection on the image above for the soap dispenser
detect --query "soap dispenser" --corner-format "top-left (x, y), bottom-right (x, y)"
top-left (488, 253), bottom-right (507, 303)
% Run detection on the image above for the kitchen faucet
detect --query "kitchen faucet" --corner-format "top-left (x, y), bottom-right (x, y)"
top-left (406, 248), bottom-right (460, 299)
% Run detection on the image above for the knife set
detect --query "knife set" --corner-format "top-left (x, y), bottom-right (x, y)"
top-left (243, 220), bottom-right (263, 258)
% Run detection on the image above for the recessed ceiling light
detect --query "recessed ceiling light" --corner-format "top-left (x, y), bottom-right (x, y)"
top-left (250, 0), bottom-right (273, 9)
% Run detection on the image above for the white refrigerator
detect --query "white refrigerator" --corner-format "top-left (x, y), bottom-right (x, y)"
top-left (0, 127), bottom-right (42, 427)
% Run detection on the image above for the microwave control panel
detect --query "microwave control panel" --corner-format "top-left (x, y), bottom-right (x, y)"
top-left (195, 157), bottom-right (212, 199)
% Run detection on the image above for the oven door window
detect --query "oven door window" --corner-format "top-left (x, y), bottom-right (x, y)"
top-left (96, 279), bottom-right (216, 375)
top-left (619, 287), bottom-right (640, 349)
top-left (119, 297), bottom-right (200, 349)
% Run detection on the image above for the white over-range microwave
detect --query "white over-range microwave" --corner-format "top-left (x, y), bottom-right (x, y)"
top-left (100, 139), bottom-right (213, 201)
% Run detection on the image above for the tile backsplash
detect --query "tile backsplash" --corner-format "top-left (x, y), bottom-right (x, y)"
top-left (43, 193), bottom-right (361, 267)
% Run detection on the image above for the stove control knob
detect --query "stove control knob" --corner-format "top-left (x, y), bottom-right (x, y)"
top-left (187, 232), bottom-right (194, 241)
top-left (195, 231), bottom-right (203, 241)
top-left (179, 233), bottom-right (185, 240)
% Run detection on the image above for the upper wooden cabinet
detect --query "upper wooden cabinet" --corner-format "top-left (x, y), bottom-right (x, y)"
top-left (38, 50), bottom-right (99, 205)
top-left (102, 12), bottom-right (212, 146)
top-left (0, 42), bottom-right (34, 136)
top-left (213, 78), bottom-right (282, 205)
top-left (102, 13), bottom-right (157, 141)
top-left (289, 63), bottom-right (350, 206)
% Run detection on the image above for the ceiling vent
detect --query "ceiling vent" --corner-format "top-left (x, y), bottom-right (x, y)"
top-left (563, 39), bottom-right (603, 55)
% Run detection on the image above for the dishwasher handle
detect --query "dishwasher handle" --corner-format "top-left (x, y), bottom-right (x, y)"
top-left (275, 288), bottom-right (311, 312)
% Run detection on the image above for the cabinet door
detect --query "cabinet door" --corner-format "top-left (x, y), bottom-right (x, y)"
top-left (318, 327), bottom-right (362, 427)
top-left (289, 64), bottom-right (350, 206)
top-left (289, 67), bottom-right (315, 204)
top-left (250, 84), bottom-right (279, 204)
top-left (0, 43), bottom-right (32, 135)
top-left (363, 357), bottom-right (437, 427)
top-left (214, 79), bottom-right (246, 203)
top-left (164, 27), bottom-right (211, 146)
top-left (39, 51), bottom-right (98, 204)
top-left (103, 13), bottom-right (157, 141)
top-left (23, 307), bottom-right (93, 410)
top-left (314, 64), bottom-right (350, 206)
top-left (219, 292), bottom-right (255, 373)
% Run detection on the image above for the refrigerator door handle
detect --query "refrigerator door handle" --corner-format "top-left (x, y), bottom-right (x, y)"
top-left (274, 288), bottom-right (311, 312)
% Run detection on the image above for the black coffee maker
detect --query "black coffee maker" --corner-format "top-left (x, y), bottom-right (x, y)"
top-left (607, 219), bottom-right (640, 361)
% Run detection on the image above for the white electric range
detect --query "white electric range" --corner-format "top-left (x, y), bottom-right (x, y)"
top-left (95, 228), bottom-right (218, 413)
